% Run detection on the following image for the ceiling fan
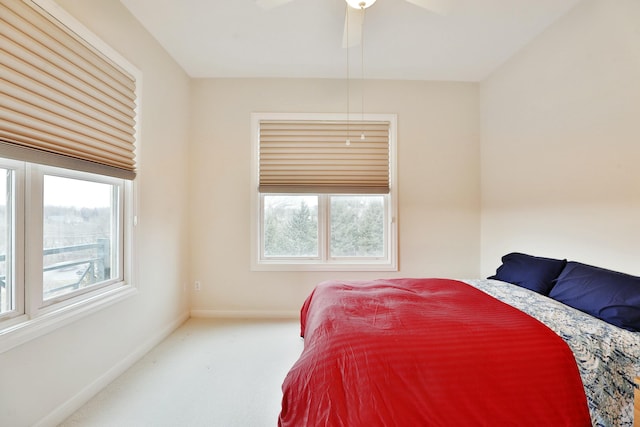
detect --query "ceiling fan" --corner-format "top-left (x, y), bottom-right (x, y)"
top-left (255, 0), bottom-right (449, 48)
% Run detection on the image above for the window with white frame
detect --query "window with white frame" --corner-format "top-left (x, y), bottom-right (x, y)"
top-left (251, 113), bottom-right (397, 271)
top-left (0, 0), bottom-right (139, 349)
top-left (0, 163), bottom-right (131, 320)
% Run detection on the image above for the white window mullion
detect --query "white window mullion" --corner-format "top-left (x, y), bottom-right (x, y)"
top-left (0, 160), bottom-right (26, 324)
top-left (114, 184), bottom-right (124, 281)
top-left (24, 164), bottom-right (44, 315)
top-left (12, 165), bottom-right (25, 319)
top-left (318, 195), bottom-right (328, 262)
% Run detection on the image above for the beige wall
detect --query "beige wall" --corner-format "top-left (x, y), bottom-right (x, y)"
top-left (10, 0), bottom-right (639, 423)
top-left (480, 0), bottom-right (640, 276)
top-left (0, 1), bottom-right (191, 425)
top-left (189, 78), bottom-right (481, 315)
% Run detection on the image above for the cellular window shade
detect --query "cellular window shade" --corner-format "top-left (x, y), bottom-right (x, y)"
top-left (259, 120), bottom-right (390, 194)
top-left (0, 0), bottom-right (137, 179)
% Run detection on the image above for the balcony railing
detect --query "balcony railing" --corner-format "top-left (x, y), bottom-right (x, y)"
top-left (0, 238), bottom-right (110, 309)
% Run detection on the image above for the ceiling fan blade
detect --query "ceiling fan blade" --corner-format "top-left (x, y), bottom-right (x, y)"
top-left (404, 0), bottom-right (449, 15)
top-left (342, 7), bottom-right (364, 48)
top-left (255, 0), bottom-right (295, 10)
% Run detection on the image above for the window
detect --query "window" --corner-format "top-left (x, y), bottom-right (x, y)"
top-left (251, 113), bottom-right (397, 271)
top-left (1, 164), bottom-right (131, 321)
top-left (0, 0), bottom-right (139, 351)
top-left (0, 161), bottom-right (135, 345)
top-left (42, 173), bottom-right (122, 304)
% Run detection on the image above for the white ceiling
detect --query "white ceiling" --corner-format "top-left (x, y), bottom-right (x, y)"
top-left (119, 0), bottom-right (583, 81)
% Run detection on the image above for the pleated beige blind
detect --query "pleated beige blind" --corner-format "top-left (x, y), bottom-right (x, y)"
top-left (0, 0), bottom-right (137, 179)
top-left (259, 120), bottom-right (390, 194)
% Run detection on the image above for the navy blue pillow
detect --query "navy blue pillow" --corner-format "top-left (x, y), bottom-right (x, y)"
top-left (488, 252), bottom-right (567, 295)
top-left (548, 262), bottom-right (640, 332)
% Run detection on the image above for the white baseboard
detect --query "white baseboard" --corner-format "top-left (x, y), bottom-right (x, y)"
top-left (35, 311), bottom-right (190, 427)
top-left (190, 309), bottom-right (298, 320)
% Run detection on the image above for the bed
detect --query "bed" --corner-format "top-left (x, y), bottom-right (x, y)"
top-left (279, 254), bottom-right (640, 427)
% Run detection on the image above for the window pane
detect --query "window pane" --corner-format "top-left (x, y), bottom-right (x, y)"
top-left (330, 195), bottom-right (385, 257)
top-left (0, 169), bottom-right (13, 314)
top-left (43, 175), bottom-right (118, 301)
top-left (263, 195), bottom-right (318, 257)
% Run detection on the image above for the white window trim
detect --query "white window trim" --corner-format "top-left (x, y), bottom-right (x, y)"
top-left (0, 164), bottom-right (138, 354)
top-left (0, 0), bottom-right (141, 354)
top-left (250, 112), bottom-right (398, 272)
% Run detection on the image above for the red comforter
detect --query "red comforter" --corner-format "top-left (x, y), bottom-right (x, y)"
top-left (279, 278), bottom-right (591, 426)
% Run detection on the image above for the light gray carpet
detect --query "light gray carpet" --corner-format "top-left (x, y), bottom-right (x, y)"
top-left (61, 318), bottom-right (302, 427)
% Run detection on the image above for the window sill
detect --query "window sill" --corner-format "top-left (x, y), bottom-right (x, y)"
top-left (0, 284), bottom-right (138, 354)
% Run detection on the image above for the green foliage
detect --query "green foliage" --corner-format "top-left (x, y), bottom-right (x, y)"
top-left (330, 196), bottom-right (384, 257)
top-left (264, 197), bottom-right (318, 257)
top-left (263, 195), bottom-right (385, 258)
top-left (284, 200), bottom-right (317, 256)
